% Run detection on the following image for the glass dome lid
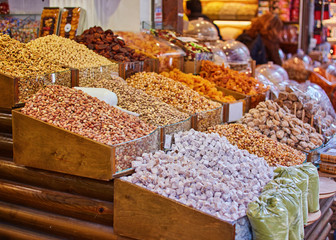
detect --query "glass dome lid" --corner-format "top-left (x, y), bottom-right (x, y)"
top-left (256, 61), bottom-right (289, 84)
top-left (219, 40), bottom-right (251, 64)
top-left (184, 18), bottom-right (219, 41)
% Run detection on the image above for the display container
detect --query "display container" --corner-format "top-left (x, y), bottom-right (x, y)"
top-left (192, 105), bottom-right (223, 132)
top-left (219, 40), bottom-right (251, 72)
top-left (58, 7), bottom-right (85, 39)
top-left (114, 178), bottom-right (250, 240)
top-left (215, 87), bottom-right (248, 122)
top-left (0, 69), bottom-right (74, 109)
top-left (117, 31), bottom-right (185, 73)
top-left (115, 61), bottom-right (144, 79)
top-left (39, 7), bottom-right (61, 37)
top-left (12, 109), bottom-right (160, 180)
top-left (283, 56), bottom-right (312, 82)
top-left (77, 64), bottom-right (119, 87)
top-left (297, 144), bottom-right (324, 164)
top-left (203, 40), bottom-right (229, 66)
top-left (184, 19), bottom-right (219, 41)
top-left (160, 116), bottom-right (192, 150)
top-left (184, 52), bottom-right (214, 74)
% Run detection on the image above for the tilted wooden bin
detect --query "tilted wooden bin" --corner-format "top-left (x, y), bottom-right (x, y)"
top-left (12, 110), bottom-right (160, 181)
top-left (114, 179), bottom-right (236, 240)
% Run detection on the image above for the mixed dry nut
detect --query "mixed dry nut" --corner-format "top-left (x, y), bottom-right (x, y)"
top-left (238, 100), bottom-right (324, 151)
top-left (21, 85), bottom-right (156, 146)
top-left (79, 75), bottom-right (190, 126)
top-left (207, 124), bottom-right (306, 166)
top-left (161, 69), bottom-right (236, 103)
top-left (75, 26), bottom-right (148, 63)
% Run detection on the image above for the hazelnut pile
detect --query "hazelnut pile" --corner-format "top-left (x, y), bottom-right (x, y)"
top-left (207, 124), bottom-right (306, 166)
top-left (238, 100), bottom-right (324, 151)
top-left (75, 26), bottom-right (148, 63)
top-left (21, 85), bottom-right (156, 146)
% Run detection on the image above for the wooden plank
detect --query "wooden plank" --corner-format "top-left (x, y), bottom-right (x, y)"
top-left (305, 197), bottom-right (333, 238)
top-left (0, 112), bottom-right (12, 133)
top-left (12, 110), bottom-right (114, 180)
top-left (307, 208), bottom-right (333, 240)
top-left (114, 179), bottom-right (235, 240)
top-left (317, 223), bottom-right (332, 240)
top-left (0, 221), bottom-right (61, 240)
top-left (0, 200), bottom-right (116, 240)
top-left (0, 179), bottom-right (113, 226)
top-left (0, 134), bottom-right (13, 158)
top-left (0, 159), bottom-right (114, 202)
top-left (0, 74), bottom-right (15, 109)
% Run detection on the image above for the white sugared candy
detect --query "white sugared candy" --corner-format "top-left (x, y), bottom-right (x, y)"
top-left (123, 130), bottom-right (273, 223)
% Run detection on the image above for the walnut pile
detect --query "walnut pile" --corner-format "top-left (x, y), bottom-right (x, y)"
top-left (79, 75), bottom-right (190, 126)
top-left (276, 89), bottom-right (336, 138)
top-left (238, 100), bottom-right (324, 151)
top-left (21, 85), bottom-right (156, 146)
top-left (207, 124), bottom-right (306, 166)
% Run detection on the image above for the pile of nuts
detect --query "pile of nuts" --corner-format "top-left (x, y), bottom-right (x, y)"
top-left (238, 100), bottom-right (324, 151)
top-left (75, 27), bottom-right (148, 63)
top-left (123, 130), bottom-right (273, 223)
top-left (207, 124), bottom-right (306, 166)
top-left (199, 60), bottom-right (268, 96)
top-left (80, 75), bottom-right (190, 126)
top-left (276, 88), bottom-right (336, 138)
top-left (161, 69), bottom-right (236, 103)
top-left (126, 72), bottom-right (221, 114)
top-left (21, 85), bottom-right (156, 146)
top-left (26, 34), bottom-right (114, 69)
top-left (0, 33), bottom-right (65, 78)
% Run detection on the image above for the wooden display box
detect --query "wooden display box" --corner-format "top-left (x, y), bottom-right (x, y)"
top-left (184, 54), bottom-right (214, 75)
top-left (114, 179), bottom-right (236, 240)
top-left (12, 110), bottom-right (160, 181)
top-left (0, 70), bottom-right (76, 110)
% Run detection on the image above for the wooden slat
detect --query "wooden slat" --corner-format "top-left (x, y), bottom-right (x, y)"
top-left (0, 134), bottom-right (13, 158)
top-left (0, 112), bottom-right (12, 133)
top-left (305, 197), bottom-right (334, 238)
top-left (114, 179), bottom-right (235, 240)
top-left (13, 110), bottom-right (114, 180)
top-left (0, 159), bottom-right (114, 202)
top-left (0, 200), bottom-right (116, 240)
top-left (0, 179), bottom-right (113, 226)
top-left (0, 221), bottom-right (60, 240)
top-left (317, 223), bottom-right (332, 240)
top-left (307, 208), bottom-right (333, 240)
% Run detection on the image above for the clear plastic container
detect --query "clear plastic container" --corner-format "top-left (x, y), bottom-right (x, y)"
top-left (219, 40), bottom-right (251, 71)
top-left (116, 31), bottom-right (185, 73)
top-left (203, 40), bottom-right (229, 66)
top-left (77, 64), bottom-right (119, 87)
top-left (192, 105), bottom-right (223, 132)
top-left (114, 128), bottom-right (160, 173)
top-left (256, 61), bottom-right (289, 85)
top-left (283, 56), bottom-right (311, 82)
top-left (184, 18), bottom-right (219, 41)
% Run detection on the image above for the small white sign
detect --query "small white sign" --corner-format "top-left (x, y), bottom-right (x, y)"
top-left (164, 134), bottom-right (173, 149)
top-left (228, 101), bottom-right (243, 122)
top-left (176, 37), bottom-right (198, 43)
top-left (64, 23), bottom-right (72, 33)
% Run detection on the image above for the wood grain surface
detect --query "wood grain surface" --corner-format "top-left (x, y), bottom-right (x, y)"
top-left (0, 112), bottom-right (12, 133)
top-left (0, 179), bottom-right (113, 226)
top-left (13, 110), bottom-right (114, 180)
top-left (114, 179), bottom-right (235, 240)
top-left (0, 74), bottom-right (16, 109)
top-left (0, 159), bottom-right (114, 202)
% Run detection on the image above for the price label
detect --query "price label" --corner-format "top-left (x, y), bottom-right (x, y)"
top-left (64, 23), bottom-right (72, 33)
top-left (228, 101), bottom-right (243, 122)
top-left (164, 134), bottom-right (173, 150)
top-left (176, 37), bottom-right (198, 43)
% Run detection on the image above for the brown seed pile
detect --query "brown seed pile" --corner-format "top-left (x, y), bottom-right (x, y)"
top-left (238, 100), bottom-right (324, 151)
top-left (75, 26), bottom-right (148, 62)
top-left (26, 34), bottom-right (115, 69)
top-left (0, 33), bottom-right (65, 78)
top-left (80, 75), bottom-right (190, 126)
top-left (21, 85), bottom-right (156, 146)
top-left (276, 88), bottom-right (336, 138)
top-left (207, 124), bottom-right (306, 166)
top-left (126, 72), bottom-right (221, 114)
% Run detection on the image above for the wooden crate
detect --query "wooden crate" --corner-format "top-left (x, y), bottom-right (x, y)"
top-left (12, 110), bottom-right (160, 180)
top-left (0, 70), bottom-right (76, 110)
top-left (114, 179), bottom-right (236, 240)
